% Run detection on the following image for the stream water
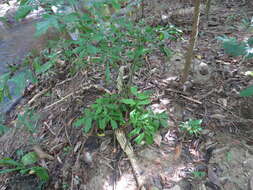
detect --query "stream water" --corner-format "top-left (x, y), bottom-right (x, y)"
top-left (0, 20), bottom-right (39, 117)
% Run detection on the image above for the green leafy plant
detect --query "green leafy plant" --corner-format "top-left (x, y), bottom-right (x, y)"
top-left (192, 171), bottom-right (206, 179)
top-left (180, 119), bottom-right (203, 136)
top-left (1, 0), bottom-right (173, 102)
top-left (74, 94), bottom-right (126, 133)
top-left (218, 36), bottom-right (253, 97)
top-left (218, 36), bottom-right (253, 59)
top-left (240, 85), bottom-right (253, 97)
top-left (0, 152), bottom-right (49, 182)
top-left (0, 73), bottom-right (11, 103)
top-left (241, 16), bottom-right (253, 31)
top-left (74, 87), bottom-right (168, 144)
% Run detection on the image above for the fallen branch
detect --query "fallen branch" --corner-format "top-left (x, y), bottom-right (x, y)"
top-left (115, 129), bottom-right (146, 190)
top-left (44, 84), bottom-right (112, 110)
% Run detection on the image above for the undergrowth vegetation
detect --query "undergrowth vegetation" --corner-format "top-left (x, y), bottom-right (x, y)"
top-left (74, 87), bottom-right (168, 144)
top-left (0, 0), bottom-right (253, 186)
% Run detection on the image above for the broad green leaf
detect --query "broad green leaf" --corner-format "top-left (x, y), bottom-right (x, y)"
top-left (128, 127), bottom-right (141, 137)
top-left (21, 152), bottom-right (38, 166)
top-left (160, 119), bottom-right (168, 128)
top-left (144, 125), bottom-right (155, 133)
top-left (130, 86), bottom-right (138, 96)
top-left (0, 124), bottom-right (8, 135)
top-left (62, 13), bottom-right (79, 23)
top-left (73, 117), bottom-right (85, 127)
top-left (84, 118), bottom-right (93, 133)
top-left (99, 118), bottom-right (107, 130)
top-left (163, 47), bottom-right (173, 58)
top-left (106, 104), bottom-right (118, 110)
top-left (0, 167), bottom-right (24, 174)
top-left (0, 89), bottom-right (3, 102)
top-left (95, 105), bottom-right (103, 114)
top-left (189, 119), bottom-right (202, 126)
top-left (31, 166), bottom-right (49, 181)
top-left (240, 85), bottom-right (253, 97)
top-left (136, 92), bottom-right (150, 100)
top-left (134, 133), bottom-right (145, 144)
top-left (35, 15), bottom-right (59, 37)
top-left (87, 45), bottom-right (98, 55)
top-left (245, 71), bottom-right (253, 76)
top-left (218, 36), bottom-right (246, 57)
top-left (20, 168), bottom-right (30, 174)
top-left (137, 99), bottom-right (151, 106)
top-left (35, 62), bottom-right (52, 74)
top-left (110, 119), bottom-right (118, 129)
top-left (246, 53), bottom-right (253, 59)
top-left (247, 37), bottom-right (253, 46)
top-left (145, 134), bottom-right (154, 144)
top-left (105, 63), bottom-right (111, 82)
top-left (0, 158), bottom-right (23, 167)
top-left (15, 5), bottom-right (33, 20)
top-left (121, 99), bottom-right (136, 105)
top-left (19, 0), bottom-right (30, 6)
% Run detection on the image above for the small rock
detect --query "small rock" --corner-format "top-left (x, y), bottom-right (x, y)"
top-left (243, 159), bottom-right (253, 169)
top-left (154, 133), bottom-right (162, 147)
top-left (149, 186), bottom-right (160, 190)
top-left (198, 62), bottom-right (209, 76)
top-left (166, 184), bottom-right (181, 190)
top-left (250, 176), bottom-right (253, 190)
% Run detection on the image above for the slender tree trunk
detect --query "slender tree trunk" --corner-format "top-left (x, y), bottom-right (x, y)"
top-left (181, 0), bottom-right (201, 84)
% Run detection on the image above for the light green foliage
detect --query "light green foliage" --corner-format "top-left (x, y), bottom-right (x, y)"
top-left (218, 36), bottom-right (253, 59)
top-left (0, 116), bottom-right (8, 136)
top-left (226, 151), bottom-right (232, 162)
top-left (0, 152), bottom-right (49, 182)
top-left (218, 35), bottom-right (253, 97)
top-left (74, 94), bottom-right (126, 133)
top-left (180, 119), bottom-right (203, 136)
top-left (0, 0), bottom-right (180, 102)
top-left (241, 16), bottom-right (253, 31)
top-left (192, 171), bottom-right (206, 179)
top-left (0, 123), bottom-right (8, 136)
top-left (0, 73), bottom-right (11, 103)
top-left (240, 85), bottom-right (253, 97)
top-left (74, 87), bottom-right (168, 144)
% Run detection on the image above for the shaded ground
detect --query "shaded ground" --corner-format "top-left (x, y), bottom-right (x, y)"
top-left (0, 0), bottom-right (253, 190)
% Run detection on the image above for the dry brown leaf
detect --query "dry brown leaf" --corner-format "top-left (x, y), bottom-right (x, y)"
top-left (33, 145), bottom-right (54, 160)
top-left (154, 133), bottom-right (162, 147)
top-left (173, 143), bottom-right (182, 161)
top-left (208, 166), bottom-right (221, 188)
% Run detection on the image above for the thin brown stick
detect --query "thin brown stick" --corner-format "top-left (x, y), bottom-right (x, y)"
top-left (181, 0), bottom-right (201, 84)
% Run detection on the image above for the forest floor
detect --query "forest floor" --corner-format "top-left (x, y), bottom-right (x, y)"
top-left (0, 0), bottom-right (253, 190)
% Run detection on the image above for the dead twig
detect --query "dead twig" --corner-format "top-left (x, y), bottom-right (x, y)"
top-left (115, 129), bottom-right (146, 190)
top-left (180, 94), bottom-right (202, 105)
top-left (44, 84), bottom-right (112, 110)
top-left (28, 88), bottom-right (50, 105)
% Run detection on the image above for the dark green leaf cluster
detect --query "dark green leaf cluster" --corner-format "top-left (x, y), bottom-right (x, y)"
top-left (74, 87), bottom-right (168, 144)
top-left (74, 94), bottom-right (126, 133)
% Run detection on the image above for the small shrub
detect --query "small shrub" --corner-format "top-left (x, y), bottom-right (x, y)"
top-left (74, 87), bottom-right (168, 144)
